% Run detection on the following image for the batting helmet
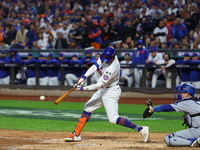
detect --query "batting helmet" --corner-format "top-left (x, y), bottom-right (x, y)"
top-left (174, 85), bottom-right (182, 101)
top-left (180, 83), bottom-right (196, 96)
top-left (100, 47), bottom-right (116, 63)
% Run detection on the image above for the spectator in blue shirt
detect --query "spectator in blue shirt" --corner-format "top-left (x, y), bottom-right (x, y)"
top-left (172, 18), bottom-right (188, 41)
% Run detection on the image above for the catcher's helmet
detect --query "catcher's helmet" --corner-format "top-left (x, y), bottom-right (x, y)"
top-left (180, 83), bottom-right (196, 96)
top-left (174, 85), bottom-right (182, 100)
top-left (100, 47), bottom-right (116, 63)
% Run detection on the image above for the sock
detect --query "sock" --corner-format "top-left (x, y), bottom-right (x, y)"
top-left (116, 117), bottom-right (142, 132)
top-left (74, 111), bottom-right (92, 136)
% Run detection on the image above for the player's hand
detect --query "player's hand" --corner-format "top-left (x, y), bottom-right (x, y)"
top-left (76, 75), bottom-right (86, 86)
top-left (74, 84), bottom-right (84, 91)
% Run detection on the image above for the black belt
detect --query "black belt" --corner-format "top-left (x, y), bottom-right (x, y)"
top-left (102, 83), bottom-right (119, 88)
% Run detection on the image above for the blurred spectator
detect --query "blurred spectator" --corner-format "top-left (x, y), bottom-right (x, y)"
top-left (0, 40), bottom-right (9, 49)
top-left (37, 33), bottom-right (48, 50)
top-left (121, 20), bottom-right (136, 42)
top-left (0, 50), bottom-right (10, 85)
top-left (153, 20), bottom-right (168, 43)
top-left (88, 22), bottom-right (102, 49)
top-left (68, 22), bottom-right (82, 46)
top-left (5, 25), bottom-right (16, 45)
top-left (152, 12), bottom-right (162, 28)
top-left (190, 53), bottom-right (200, 89)
top-left (26, 24), bottom-right (36, 49)
top-left (47, 34), bottom-right (56, 49)
top-left (146, 46), bottom-right (164, 88)
top-left (132, 40), bottom-right (149, 88)
top-left (120, 53), bottom-right (133, 87)
top-left (68, 39), bottom-right (80, 49)
top-left (16, 24), bottom-right (28, 44)
top-left (172, 18), bottom-right (188, 41)
top-left (55, 32), bottom-right (68, 49)
top-left (122, 37), bottom-right (135, 49)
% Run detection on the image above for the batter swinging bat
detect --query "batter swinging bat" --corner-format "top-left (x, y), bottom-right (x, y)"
top-left (54, 86), bottom-right (76, 105)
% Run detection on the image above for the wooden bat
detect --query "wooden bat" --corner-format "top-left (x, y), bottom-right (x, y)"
top-left (54, 86), bottom-right (76, 105)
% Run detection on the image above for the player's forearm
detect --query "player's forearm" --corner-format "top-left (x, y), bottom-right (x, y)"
top-left (83, 81), bottom-right (103, 90)
top-left (152, 105), bottom-right (175, 112)
top-left (84, 64), bottom-right (97, 77)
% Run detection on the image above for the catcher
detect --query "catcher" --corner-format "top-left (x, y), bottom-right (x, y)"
top-left (143, 83), bottom-right (200, 148)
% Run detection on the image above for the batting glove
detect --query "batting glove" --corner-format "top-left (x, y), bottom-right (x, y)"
top-left (76, 75), bottom-right (86, 86)
top-left (74, 85), bottom-right (84, 91)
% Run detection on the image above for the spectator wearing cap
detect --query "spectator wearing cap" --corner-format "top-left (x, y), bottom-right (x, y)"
top-left (177, 53), bottom-right (191, 85)
top-left (68, 39), bottom-right (81, 49)
top-left (190, 53), bottom-right (200, 88)
top-left (120, 53), bottom-right (133, 87)
top-left (36, 53), bottom-right (49, 86)
top-left (146, 46), bottom-right (164, 88)
top-left (57, 22), bottom-right (70, 43)
top-left (0, 50), bottom-right (11, 85)
top-left (46, 53), bottom-right (59, 86)
top-left (68, 22), bottom-right (82, 46)
top-left (23, 53), bottom-right (37, 85)
top-left (5, 24), bottom-right (17, 45)
top-left (153, 20), bottom-right (168, 43)
top-left (91, 9), bottom-right (101, 23)
top-left (55, 32), bottom-right (68, 49)
top-left (26, 24), bottom-right (36, 48)
top-left (9, 48), bottom-right (26, 84)
top-left (88, 22), bottom-right (102, 49)
top-left (152, 11), bottom-right (162, 28)
top-left (121, 20), bottom-right (136, 42)
top-left (172, 18), bottom-right (188, 41)
top-left (132, 40), bottom-right (149, 88)
top-left (15, 24), bottom-right (28, 44)
top-left (57, 52), bottom-right (70, 85)
top-left (65, 54), bottom-right (82, 86)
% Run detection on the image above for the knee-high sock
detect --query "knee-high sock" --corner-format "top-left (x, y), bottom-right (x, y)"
top-left (74, 111), bottom-right (91, 136)
top-left (116, 117), bottom-right (142, 132)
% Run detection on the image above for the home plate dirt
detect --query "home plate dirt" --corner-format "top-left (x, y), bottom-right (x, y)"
top-left (0, 129), bottom-right (195, 150)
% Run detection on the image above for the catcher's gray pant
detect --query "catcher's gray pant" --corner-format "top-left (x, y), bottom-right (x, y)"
top-left (84, 85), bottom-right (121, 124)
top-left (151, 68), bottom-right (162, 88)
top-left (0, 76), bottom-right (10, 85)
top-left (164, 127), bottom-right (200, 147)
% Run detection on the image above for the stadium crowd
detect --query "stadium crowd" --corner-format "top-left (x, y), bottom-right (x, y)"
top-left (0, 0), bottom-right (200, 88)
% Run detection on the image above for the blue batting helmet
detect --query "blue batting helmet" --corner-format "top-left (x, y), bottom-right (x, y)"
top-left (100, 47), bottom-right (116, 63)
top-left (174, 85), bottom-right (182, 101)
top-left (180, 83), bottom-right (196, 96)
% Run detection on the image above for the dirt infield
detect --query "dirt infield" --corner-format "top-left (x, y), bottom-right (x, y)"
top-left (0, 95), bottom-right (195, 150)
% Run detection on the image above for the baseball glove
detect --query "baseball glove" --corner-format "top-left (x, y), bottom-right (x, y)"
top-left (143, 99), bottom-right (154, 119)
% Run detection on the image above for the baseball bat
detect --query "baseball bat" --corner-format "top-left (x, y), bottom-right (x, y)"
top-left (54, 86), bottom-right (76, 105)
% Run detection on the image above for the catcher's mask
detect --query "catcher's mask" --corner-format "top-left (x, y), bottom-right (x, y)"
top-left (174, 85), bottom-right (182, 101)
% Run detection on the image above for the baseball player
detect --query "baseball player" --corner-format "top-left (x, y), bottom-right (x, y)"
top-left (120, 53), bottom-right (133, 87)
top-left (176, 53), bottom-right (191, 85)
top-left (146, 83), bottom-right (200, 147)
top-left (190, 53), bottom-right (200, 89)
top-left (46, 53), bottom-right (59, 86)
top-left (65, 54), bottom-right (82, 86)
top-left (57, 52), bottom-right (70, 85)
top-left (23, 53), bottom-right (36, 85)
top-left (132, 40), bottom-right (149, 88)
top-left (9, 48), bottom-right (26, 84)
top-left (156, 53), bottom-right (175, 88)
top-left (64, 47), bottom-right (149, 143)
top-left (0, 50), bottom-right (11, 84)
top-left (146, 46), bottom-right (164, 88)
top-left (36, 54), bottom-right (49, 86)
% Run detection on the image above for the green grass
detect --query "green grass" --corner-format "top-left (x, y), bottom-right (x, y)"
top-left (0, 100), bottom-right (184, 133)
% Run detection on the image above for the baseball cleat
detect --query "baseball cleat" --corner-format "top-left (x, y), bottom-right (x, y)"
top-left (139, 126), bottom-right (149, 143)
top-left (64, 131), bottom-right (81, 142)
top-left (191, 138), bottom-right (200, 147)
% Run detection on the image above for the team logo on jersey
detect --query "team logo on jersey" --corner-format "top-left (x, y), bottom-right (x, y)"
top-left (103, 75), bottom-right (109, 80)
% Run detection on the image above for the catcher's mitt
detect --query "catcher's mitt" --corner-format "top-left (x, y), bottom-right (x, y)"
top-left (143, 99), bottom-right (154, 119)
